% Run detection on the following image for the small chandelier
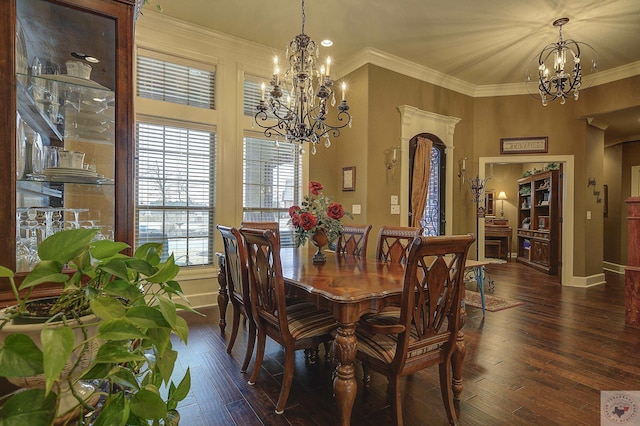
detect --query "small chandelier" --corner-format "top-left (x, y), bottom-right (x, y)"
top-left (527, 17), bottom-right (598, 106)
top-left (254, 0), bottom-right (352, 155)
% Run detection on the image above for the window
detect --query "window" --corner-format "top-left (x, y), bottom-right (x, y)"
top-left (243, 77), bottom-right (291, 119)
top-left (136, 122), bottom-right (216, 266)
top-left (137, 53), bottom-right (215, 109)
top-left (409, 134), bottom-right (446, 236)
top-left (242, 136), bottom-right (302, 247)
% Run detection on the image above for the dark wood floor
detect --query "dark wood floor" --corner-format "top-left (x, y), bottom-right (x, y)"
top-left (173, 261), bottom-right (640, 425)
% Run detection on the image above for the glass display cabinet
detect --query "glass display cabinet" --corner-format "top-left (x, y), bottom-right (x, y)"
top-left (0, 0), bottom-right (135, 303)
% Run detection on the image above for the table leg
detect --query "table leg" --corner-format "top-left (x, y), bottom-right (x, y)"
top-left (473, 265), bottom-right (486, 316)
top-left (217, 254), bottom-right (229, 335)
top-left (334, 323), bottom-right (357, 426)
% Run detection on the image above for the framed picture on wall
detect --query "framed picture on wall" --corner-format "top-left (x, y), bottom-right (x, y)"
top-left (342, 166), bottom-right (355, 191)
top-left (500, 136), bottom-right (548, 154)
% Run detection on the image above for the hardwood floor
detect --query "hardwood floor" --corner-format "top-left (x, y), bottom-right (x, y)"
top-left (174, 261), bottom-right (640, 425)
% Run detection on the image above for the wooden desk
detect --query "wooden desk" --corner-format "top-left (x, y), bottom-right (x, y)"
top-left (485, 225), bottom-right (512, 259)
top-left (217, 248), bottom-right (490, 425)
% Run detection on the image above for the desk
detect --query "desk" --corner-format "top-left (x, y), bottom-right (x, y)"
top-left (485, 225), bottom-right (512, 259)
top-left (217, 249), bottom-right (489, 425)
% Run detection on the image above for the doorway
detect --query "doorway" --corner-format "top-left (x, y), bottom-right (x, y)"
top-left (479, 155), bottom-right (575, 286)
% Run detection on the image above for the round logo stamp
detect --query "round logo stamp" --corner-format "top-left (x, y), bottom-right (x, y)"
top-left (603, 393), bottom-right (640, 424)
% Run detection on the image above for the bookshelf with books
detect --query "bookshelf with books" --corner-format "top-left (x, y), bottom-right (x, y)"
top-left (516, 169), bottom-right (561, 275)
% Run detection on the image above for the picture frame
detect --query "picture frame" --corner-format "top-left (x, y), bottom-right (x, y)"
top-left (500, 137), bottom-right (548, 154)
top-left (342, 166), bottom-right (355, 191)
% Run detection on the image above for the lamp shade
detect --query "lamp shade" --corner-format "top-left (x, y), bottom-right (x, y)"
top-left (497, 191), bottom-right (508, 200)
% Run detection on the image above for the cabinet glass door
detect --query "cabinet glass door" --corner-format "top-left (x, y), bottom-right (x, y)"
top-left (15, 0), bottom-right (116, 272)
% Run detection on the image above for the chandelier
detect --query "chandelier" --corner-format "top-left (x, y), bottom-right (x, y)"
top-left (254, 0), bottom-right (351, 155)
top-left (527, 17), bottom-right (598, 106)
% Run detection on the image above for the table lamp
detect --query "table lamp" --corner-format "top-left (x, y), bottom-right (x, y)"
top-left (497, 191), bottom-right (508, 217)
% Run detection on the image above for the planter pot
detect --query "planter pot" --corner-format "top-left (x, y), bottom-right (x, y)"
top-left (310, 230), bottom-right (329, 263)
top-left (0, 298), bottom-right (100, 417)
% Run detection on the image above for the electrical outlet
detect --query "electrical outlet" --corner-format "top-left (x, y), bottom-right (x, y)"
top-left (391, 205), bottom-right (400, 214)
top-left (352, 204), bottom-right (361, 215)
top-left (391, 195), bottom-right (399, 205)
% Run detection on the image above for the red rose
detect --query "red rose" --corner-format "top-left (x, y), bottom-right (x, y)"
top-left (327, 202), bottom-right (344, 220)
top-left (309, 181), bottom-right (324, 195)
top-left (298, 212), bottom-right (317, 231)
top-left (291, 214), bottom-right (301, 227)
top-left (289, 205), bottom-right (300, 217)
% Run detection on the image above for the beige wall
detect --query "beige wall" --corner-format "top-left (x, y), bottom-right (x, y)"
top-left (604, 144), bottom-right (624, 265)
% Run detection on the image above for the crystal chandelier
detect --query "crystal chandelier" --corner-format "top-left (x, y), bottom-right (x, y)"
top-left (527, 17), bottom-right (598, 106)
top-left (254, 0), bottom-right (351, 155)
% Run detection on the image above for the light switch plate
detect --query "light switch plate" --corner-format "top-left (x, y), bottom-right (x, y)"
top-left (352, 204), bottom-right (361, 215)
top-left (391, 205), bottom-right (400, 214)
top-left (391, 195), bottom-right (399, 205)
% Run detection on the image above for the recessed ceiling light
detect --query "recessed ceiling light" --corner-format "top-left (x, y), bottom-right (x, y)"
top-left (320, 39), bottom-right (333, 47)
top-left (71, 51), bottom-right (100, 63)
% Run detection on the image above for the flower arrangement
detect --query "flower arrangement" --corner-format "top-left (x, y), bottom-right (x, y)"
top-left (289, 181), bottom-right (350, 247)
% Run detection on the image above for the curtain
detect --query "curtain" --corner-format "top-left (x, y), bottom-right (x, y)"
top-left (411, 136), bottom-right (433, 228)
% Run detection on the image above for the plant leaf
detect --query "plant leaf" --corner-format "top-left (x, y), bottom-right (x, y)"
top-left (146, 255), bottom-right (179, 283)
top-left (80, 362), bottom-right (112, 380)
top-left (107, 366), bottom-right (140, 390)
top-left (130, 388), bottom-right (167, 420)
top-left (134, 243), bottom-right (162, 265)
top-left (98, 319), bottom-right (146, 340)
top-left (125, 306), bottom-right (170, 328)
top-left (0, 388), bottom-right (56, 426)
top-left (91, 297), bottom-right (126, 320)
top-left (90, 240), bottom-right (130, 259)
top-left (170, 368), bottom-right (191, 402)
top-left (0, 334), bottom-right (43, 377)
top-left (99, 258), bottom-right (130, 281)
top-left (156, 295), bottom-right (176, 329)
top-left (0, 265), bottom-right (14, 278)
top-left (95, 342), bottom-right (146, 363)
top-left (124, 258), bottom-right (157, 276)
top-left (103, 279), bottom-right (145, 302)
top-left (147, 328), bottom-right (171, 356)
top-left (19, 260), bottom-right (66, 289)
top-left (37, 228), bottom-right (97, 263)
top-left (41, 326), bottom-right (74, 395)
top-left (93, 391), bottom-right (129, 426)
top-left (156, 348), bottom-right (177, 385)
top-left (174, 315), bottom-right (189, 343)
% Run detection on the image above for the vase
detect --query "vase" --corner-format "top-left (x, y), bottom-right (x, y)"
top-left (310, 230), bottom-right (329, 264)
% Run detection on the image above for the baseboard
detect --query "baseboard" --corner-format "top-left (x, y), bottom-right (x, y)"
top-left (603, 261), bottom-right (626, 274)
top-left (568, 273), bottom-right (606, 287)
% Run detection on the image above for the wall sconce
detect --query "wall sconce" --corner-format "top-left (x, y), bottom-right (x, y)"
top-left (385, 146), bottom-right (401, 170)
top-left (497, 191), bottom-right (508, 217)
top-left (458, 157), bottom-right (467, 189)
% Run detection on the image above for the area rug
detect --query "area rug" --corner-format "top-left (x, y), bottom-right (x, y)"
top-left (464, 290), bottom-right (524, 312)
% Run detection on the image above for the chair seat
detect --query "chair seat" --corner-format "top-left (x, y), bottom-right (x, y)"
top-left (261, 301), bottom-right (337, 340)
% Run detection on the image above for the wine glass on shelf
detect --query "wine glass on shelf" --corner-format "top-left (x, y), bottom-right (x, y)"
top-left (25, 208), bottom-right (41, 268)
top-left (65, 208), bottom-right (89, 229)
top-left (15, 210), bottom-right (30, 272)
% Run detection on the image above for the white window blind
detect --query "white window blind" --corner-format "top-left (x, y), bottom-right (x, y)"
top-left (137, 54), bottom-right (215, 109)
top-left (243, 136), bottom-right (302, 247)
top-left (136, 121), bottom-right (216, 266)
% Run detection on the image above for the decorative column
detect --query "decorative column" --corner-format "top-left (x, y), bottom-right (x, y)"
top-left (625, 197), bottom-right (640, 328)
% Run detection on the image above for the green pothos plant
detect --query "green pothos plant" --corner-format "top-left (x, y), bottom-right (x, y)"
top-left (0, 228), bottom-right (195, 425)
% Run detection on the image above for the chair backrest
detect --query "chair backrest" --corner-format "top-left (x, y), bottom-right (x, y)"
top-left (375, 226), bottom-right (421, 264)
top-left (216, 225), bottom-right (250, 309)
top-left (240, 221), bottom-right (280, 244)
top-left (239, 227), bottom-right (292, 339)
top-left (395, 234), bottom-right (475, 366)
top-left (336, 224), bottom-right (372, 257)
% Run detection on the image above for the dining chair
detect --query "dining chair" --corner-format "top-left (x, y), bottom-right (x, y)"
top-left (375, 225), bottom-right (421, 264)
top-left (335, 223), bottom-right (372, 257)
top-left (240, 221), bottom-right (280, 244)
top-left (356, 233), bottom-right (475, 426)
top-left (239, 227), bottom-right (338, 415)
top-left (216, 225), bottom-right (255, 373)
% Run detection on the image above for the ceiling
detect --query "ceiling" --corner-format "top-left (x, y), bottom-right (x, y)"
top-left (147, 0), bottom-right (640, 144)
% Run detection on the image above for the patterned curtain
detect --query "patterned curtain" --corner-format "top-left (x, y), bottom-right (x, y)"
top-left (411, 136), bottom-right (433, 228)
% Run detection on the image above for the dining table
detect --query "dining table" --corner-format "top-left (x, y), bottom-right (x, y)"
top-left (215, 247), bottom-right (490, 425)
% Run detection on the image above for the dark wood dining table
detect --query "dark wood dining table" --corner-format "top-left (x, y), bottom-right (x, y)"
top-left (216, 247), bottom-right (488, 425)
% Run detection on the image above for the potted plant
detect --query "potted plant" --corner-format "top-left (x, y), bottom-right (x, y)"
top-left (0, 228), bottom-right (194, 425)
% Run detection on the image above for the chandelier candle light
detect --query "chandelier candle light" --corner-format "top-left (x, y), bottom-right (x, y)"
top-left (254, 0), bottom-right (352, 155)
top-left (529, 17), bottom-right (598, 106)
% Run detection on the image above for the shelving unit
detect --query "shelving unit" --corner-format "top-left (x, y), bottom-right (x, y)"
top-left (516, 169), bottom-right (561, 275)
top-left (1, 0), bottom-right (135, 304)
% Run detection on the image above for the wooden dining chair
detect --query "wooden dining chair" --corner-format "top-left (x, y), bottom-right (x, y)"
top-left (356, 234), bottom-right (475, 426)
top-left (240, 221), bottom-right (280, 244)
top-left (335, 224), bottom-right (372, 257)
top-left (216, 225), bottom-right (255, 373)
top-left (375, 225), bottom-right (421, 264)
top-left (239, 227), bottom-right (338, 415)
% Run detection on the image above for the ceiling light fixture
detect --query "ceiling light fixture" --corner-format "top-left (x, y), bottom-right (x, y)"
top-left (527, 17), bottom-right (598, 106)
top-left (254, 0), bottom-right (351, 155)
top-left (320, 39), bottom-right (333, 47)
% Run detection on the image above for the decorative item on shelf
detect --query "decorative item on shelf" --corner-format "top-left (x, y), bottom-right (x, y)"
top-left (545, 162), bottom-right (560, 171)
top-left (289, 181), bottom-right (351, 263)
top-left (497, 191), bottom-right (508, 218)
top-left (587, 177), bottom-right (602, 203)
top-left (254, 0), bottom-right (352, 156)
top-left (525, 17), bottom-right (598, 106)
top-left (522, 217), bottom-right (531, 230)
top-left (522, 170), bottom-right (533, 178)
top-left (519, 185), bottom-right (531, 196)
